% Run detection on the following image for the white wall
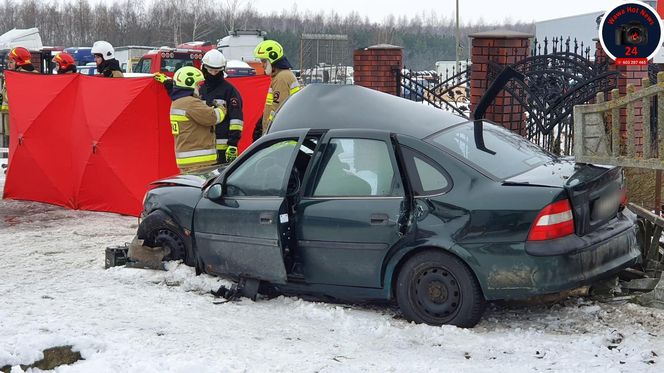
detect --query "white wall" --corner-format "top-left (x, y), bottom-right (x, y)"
top-left (535, 12), bottom-right (604, 58)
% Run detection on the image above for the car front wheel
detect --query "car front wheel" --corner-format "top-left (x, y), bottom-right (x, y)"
top-left (137, 210), bottom-right (188, 264)
top-left (396, 250), bottom-right (485, 327)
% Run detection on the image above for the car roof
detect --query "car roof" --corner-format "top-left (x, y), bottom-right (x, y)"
top-left (226, 59), bottom-right (251, 68)
top-left (268, 84), bottom-right (467, 139)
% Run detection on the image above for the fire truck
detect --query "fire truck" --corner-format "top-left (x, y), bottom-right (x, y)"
top-left (134, 47), bottom-right (204, 77)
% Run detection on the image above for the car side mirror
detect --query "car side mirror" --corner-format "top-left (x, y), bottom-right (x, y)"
top-left (206, 183), bottom-right (223, 200)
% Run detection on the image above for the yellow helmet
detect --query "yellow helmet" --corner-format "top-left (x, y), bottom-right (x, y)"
top-left (174, 66), bottom-right (204, 89)
top-left (254, 40), bottom-right (284, 64)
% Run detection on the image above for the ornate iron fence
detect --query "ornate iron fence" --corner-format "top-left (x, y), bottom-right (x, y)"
top-left (483, 37), bottom-right (618, 155)
top-left (397, 64), bottom-right (471, 119)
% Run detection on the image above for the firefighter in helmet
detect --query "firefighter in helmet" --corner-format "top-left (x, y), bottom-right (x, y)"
top-left (91, 41), bottom-right (124, 78)
top-left (252, 40), bottom-right (300, 141)
top-left (169, 66), bottom-right (227, 173)
top-left (1, 47), bottom-right (38, 147)
top-left (199, 49), bottom-right (244, 163)
top-left (52, 52), bottom-right (77, 74)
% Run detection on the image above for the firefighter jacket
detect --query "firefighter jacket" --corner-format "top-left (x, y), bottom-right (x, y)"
top-left (199, 76), bottom-right (244, 150)
top-left (260, 68), bottom-right (300, 134)
top-left (170, 90), bottom-right (226, 169)
top-left (97, 58), bottom-right (124, 78)
top-left (1, 65), bottom-right (38, 112)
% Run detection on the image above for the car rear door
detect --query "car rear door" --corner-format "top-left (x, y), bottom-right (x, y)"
top-left (193, 130), bottom-right (308, 284)
top-left (296, 129), bottom-right (409, 288)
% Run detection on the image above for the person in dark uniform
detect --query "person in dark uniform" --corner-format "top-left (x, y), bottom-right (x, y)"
top-left (198, 49), bottom-right (244, 163)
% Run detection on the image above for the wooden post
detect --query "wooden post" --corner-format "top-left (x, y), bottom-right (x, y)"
top-left (626, 84), bottom-right (636, 157)
top-left (611, 88), bottom-right (620, 157)
top-left (656, 170), bottom-right (662, 216)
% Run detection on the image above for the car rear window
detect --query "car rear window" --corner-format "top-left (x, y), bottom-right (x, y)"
top-left (428, 121), bottom-right (556, 179)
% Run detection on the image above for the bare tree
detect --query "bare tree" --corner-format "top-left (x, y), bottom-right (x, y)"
top-left (0, 0), bottom-right (533, 70)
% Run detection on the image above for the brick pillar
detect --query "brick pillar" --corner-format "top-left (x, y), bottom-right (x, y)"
top-left (469, 30), bottom-right (532, 134)
top-left (595, 40), bottom-right (649, 155)
top-left (353, 44), bottom-right (403, 96)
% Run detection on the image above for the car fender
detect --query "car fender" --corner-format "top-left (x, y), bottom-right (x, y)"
top-left (382, 239), bottom-right (485, 300)
top-left (142, 185), bottom-right (203, 231)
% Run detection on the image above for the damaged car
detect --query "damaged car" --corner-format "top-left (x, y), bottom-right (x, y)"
top-left (137, 84), bottom-right (640, 327)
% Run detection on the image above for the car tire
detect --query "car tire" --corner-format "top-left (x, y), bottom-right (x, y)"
top-left (396, 250), bottom-right (485, 328)
top-left (137, 211), bottom-right (187, 264)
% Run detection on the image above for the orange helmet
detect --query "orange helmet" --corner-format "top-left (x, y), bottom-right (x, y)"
top-left (53, 52), bottom-right (75, 70)
top-left (9, 47), bottom-right (32, 66)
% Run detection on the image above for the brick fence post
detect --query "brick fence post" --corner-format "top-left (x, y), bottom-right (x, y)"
top-left (469, 29), bottom-right (532, 134)
top-left (595, 40), bottom-right (649, 156)
top-left (353, 44), bottom-right (403, 96)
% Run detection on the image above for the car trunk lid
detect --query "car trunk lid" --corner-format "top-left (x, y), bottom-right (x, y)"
top-left (565, 163), bottom-right (624, 236)
top-left (505, 160), bottom-right (625, 236)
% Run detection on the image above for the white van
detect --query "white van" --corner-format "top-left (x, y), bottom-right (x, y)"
top-left (217, 30), bottom-right (265, 63)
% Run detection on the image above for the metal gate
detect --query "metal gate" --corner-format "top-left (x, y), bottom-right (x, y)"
top-left (480, 37), bottom-right (619, 155)
top-left (397, 64), bottom-right (471, 118)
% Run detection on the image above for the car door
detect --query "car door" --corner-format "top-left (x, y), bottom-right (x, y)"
top-left (296, 129), bottom-right (409, 288)
top-left (194, 130), bottom-right (307, 284)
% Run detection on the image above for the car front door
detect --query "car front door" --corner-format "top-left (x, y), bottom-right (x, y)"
top-left (296, 130), bottom-right (409, 288)
top-left (194, 131), bottom-right (307, 284)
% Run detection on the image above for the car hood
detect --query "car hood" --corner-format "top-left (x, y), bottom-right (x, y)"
top-left (150, 165), bottom-right (223, 188)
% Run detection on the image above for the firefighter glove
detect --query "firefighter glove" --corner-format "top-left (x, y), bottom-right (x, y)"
top-left (153, 72), bottom-right (168, 84)
top-left (226, 146), bottom-right (238, 162)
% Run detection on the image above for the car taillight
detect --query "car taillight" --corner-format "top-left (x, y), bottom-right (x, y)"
top-left (619, 189), bottom-right (628, 209)
top-left (527, 199), bottom-right (575, 241)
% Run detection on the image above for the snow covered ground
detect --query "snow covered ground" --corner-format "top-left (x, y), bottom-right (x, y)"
top-left (1, 170), bottom-right (664, 372)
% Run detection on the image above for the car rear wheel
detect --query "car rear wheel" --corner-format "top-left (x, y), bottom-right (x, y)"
top-left (396, 250), bottom-right (485, 327)
top-left (137, 211), bottom-right (187, 263)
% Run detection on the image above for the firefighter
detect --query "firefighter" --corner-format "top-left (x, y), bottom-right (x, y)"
top-left (199, 49), bottom-right (244, 163)
top-left (1, 47), bottom-right (38, 146)
top-left (252, 40), bottom-right (300, 141)
top-left (169, 66), bottom-right (226, 173)
top-left (52, 52), bottom-right (77, 74)
top-left (91, 41), bottom-right (124, 78)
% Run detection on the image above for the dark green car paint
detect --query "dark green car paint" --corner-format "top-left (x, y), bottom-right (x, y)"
top-left (139, 85), bottom-right (640, 305)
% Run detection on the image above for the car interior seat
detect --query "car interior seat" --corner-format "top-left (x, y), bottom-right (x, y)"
top-left (314, 144), bottom-right (371, 196)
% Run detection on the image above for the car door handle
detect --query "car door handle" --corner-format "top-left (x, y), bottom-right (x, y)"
top-left (370, 213), bottom-right (389, 225)
top-left (259, 212), bottom-right (273, 224)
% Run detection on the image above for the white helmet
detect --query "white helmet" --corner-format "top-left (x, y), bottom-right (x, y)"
top-left (202, 49), bottom-right (227, 69)
top-left (91, 41), bottom-right (115, 60)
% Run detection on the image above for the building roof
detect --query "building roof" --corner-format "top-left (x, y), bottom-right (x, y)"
top-left (469, 29), bottom-right (534, 38)
top-left (268, 84), bottom-right (466, 139)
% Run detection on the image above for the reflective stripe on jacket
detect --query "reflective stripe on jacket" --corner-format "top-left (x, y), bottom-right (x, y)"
top-left (262, 69), bottom-right (299, 134)
top-left (199, 79), bottom-right (244, 149)
top-left (170, 96), bottom-right (226, 168)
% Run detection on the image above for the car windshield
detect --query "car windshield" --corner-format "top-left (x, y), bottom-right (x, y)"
top-left (160, 56), bottom-right (194, 72)
top-left (428, 121), bottom-right (556, 179)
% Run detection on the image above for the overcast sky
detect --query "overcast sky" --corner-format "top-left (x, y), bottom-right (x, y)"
top-left (248, 0), bottom-right (628, 24)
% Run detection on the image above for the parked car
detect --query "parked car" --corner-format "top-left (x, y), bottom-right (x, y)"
top-left (225, 59), bottom-right (255, 77)
top-left (76, 65), bottom-right (96, 76)
top-left (137, 84), bottom-right (640, 327)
